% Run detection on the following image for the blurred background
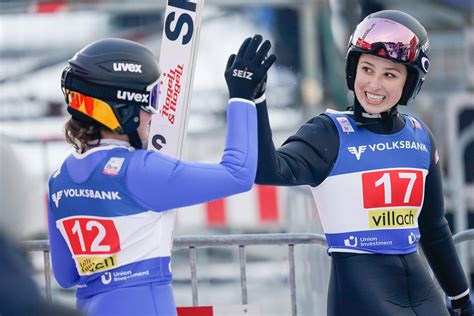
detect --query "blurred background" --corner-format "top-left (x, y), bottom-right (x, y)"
top-left (0, 0), bottom-right (473, 315)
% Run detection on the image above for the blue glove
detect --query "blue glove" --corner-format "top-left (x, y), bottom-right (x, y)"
top-left (225, 34), bottom-right (276, 100)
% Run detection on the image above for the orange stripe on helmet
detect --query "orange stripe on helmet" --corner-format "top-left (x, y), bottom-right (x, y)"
top-left (68, 91), bottom-right (122, 133)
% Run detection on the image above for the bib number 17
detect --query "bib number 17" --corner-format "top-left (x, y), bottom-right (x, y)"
top-left (362, 169), bottom-right (424, 208)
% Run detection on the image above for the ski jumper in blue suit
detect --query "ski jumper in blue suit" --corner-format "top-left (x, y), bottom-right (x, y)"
top-left (47, 98), bottom-right (257, 316)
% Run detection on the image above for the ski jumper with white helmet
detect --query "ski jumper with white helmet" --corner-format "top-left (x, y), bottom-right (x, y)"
top-left (254, 10), bottom-right (472, 316)
top-left (48, 38), bottom-right (259, 316)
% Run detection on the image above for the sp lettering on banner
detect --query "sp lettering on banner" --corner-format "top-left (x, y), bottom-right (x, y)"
top-left (148, 0), bottom-right (203, 157)
top-left (165, 0), bottom-right (197, 45)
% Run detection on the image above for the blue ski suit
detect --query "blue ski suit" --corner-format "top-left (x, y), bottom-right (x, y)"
top-left (47, 98), bottom-right (257, 316)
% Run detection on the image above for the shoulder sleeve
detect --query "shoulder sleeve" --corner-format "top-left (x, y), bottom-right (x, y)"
top-left (47, 179), bottom-right (79, 288)
top-left (255, 100), bottom-right (339, 187)
top-left (418, 124), bottom-right (470, 299)
top-left (126, 100), bottom-right (257, 211)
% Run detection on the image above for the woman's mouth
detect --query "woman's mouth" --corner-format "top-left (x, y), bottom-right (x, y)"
top-left (365, 92), bottom-right (385, 105)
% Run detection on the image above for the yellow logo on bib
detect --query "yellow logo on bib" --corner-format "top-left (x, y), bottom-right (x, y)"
top-left (369, 209), bottom-right (417, 228)
top-left (76, 255), bottom-right (117, 275)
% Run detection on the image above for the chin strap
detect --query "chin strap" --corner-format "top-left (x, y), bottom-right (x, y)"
top-left (127, 130), bottom-right (143, 150)
top-left (352, 97), bottom-right (399, 130)
top-left (353, 98), bottom-right (365, 126)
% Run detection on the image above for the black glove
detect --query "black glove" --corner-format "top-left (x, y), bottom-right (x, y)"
top-left (254, 74), bottom-right (267, 103)
top-left (225, 34), bottom-right (276, 100)
top-left (451, 296), bottom-right (473, 316)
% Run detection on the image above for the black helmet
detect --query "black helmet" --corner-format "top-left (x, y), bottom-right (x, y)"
top-left (61, 38), bottom-right (161, 149)
top-left (346, 10), bottom-right (430, 106)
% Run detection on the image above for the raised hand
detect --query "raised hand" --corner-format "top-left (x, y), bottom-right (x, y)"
top-left (225, 34), bottom-right (276, 101)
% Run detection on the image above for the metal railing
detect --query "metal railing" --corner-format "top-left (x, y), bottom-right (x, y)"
top-left (23, 233), bottom-right (327, 316)
top-left (22, 230), bottom-right (473, 316)
top-left (453, 229), bottom-right (474, 245)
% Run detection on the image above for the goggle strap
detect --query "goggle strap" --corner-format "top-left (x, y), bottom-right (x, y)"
top-left (64, 74), bottom-right (149, 108)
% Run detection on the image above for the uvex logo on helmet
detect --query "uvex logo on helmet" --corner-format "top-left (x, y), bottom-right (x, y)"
top-left (420, 38), bottom-right (430, 54)
top-left (117, 90), bottom-right (149, 103)
top-left (113, 62), bottom-right (142, 73)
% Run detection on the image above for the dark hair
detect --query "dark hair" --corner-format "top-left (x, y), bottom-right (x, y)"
top-left (64, 118), bottom-right (103, 152)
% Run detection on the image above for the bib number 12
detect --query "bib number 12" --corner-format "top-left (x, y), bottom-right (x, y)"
top-left (63, 217), bottom-right (120, 255)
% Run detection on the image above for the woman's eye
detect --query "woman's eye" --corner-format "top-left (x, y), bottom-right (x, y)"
top-left (362, 66), bottom-right (373, 73)
top-left (385, 72), bottom-right (396, 78)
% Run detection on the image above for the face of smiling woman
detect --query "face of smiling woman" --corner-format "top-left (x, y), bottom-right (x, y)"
top-left (354, 53), bottom-right (408, 115)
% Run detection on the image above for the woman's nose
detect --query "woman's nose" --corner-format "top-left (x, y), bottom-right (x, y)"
top-left (367, 75), bottom-right (382, 90)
